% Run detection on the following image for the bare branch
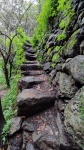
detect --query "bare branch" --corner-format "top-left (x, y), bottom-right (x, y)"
top-left (16, 0), bottom-right (34, 28)
top-left (0, 31), bottom-right (11, 40)
top-left (0, 48), bottom-right (6, 61)
top-left (0, 16), bottom-right (10, 29)
top-left (0, 43), bottom-right (8, 55)
top-left (11, 32), bottom-right (17, 42)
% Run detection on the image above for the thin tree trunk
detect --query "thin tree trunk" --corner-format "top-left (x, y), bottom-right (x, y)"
top-left (9, 62), bottom-right (13, 78)
top-left (3, 65), bottom-right (10, 88)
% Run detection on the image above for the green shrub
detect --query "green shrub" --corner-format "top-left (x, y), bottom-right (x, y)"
top-left (1, 74), bottom-right (20, 143)
top-left (31, 0), bottom-right (57, 46)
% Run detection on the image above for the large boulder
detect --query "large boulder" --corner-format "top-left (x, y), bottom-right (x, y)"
top-left (64, 87), bottom-right (84, 150)
top-left (63, 55), bottom-right (84, 85)
top-left (55, 72), bottom-right (78, 99)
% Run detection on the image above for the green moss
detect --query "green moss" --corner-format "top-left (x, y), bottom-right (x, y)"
top-left (51, 63), bottom-right (56, 68)
top-left (61, 29), bottom-right (80, 55)
top-left (56, 0), bottom-right (75, 41)
top-left (59, 11), bottom-right (75, 29)
top-left (53, 46), bottom-right (62, 51)
top-left (52, 53), bottom-right (59, 62)
top-left (47, 48), bottom-right (52, 55)
top-left (57, 29), bottom-right (66, 41)
top-left (67, 29), bottom-right (80, 49)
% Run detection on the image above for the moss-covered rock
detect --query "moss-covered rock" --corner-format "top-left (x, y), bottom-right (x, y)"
top-left (64, 87), bottom-right (84, 149)
top-left (63, 55), bottom-right (84, 85)
top-left (62, 29), bottom-right (80, 58)
top-left (52, 53), bottom-right (59, 63)
top-left (55, 72), bottom-right (78, 98)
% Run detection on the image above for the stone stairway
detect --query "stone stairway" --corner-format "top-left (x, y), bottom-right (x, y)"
top-left (7, 42), bottom-right (72, 150)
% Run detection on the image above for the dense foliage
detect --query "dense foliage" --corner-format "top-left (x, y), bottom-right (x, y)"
top-left (31, 0), bottom-right (74, 47)
top-left (31, 0), bottom-right (57, 46)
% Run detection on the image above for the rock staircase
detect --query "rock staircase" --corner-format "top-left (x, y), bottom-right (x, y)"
top-left (7, 42), bottom-right (72, 150)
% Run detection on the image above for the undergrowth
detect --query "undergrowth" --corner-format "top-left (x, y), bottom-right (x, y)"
top-left (0, 27), bottom-right (29, 143)
top-left (1, 70), bottom-right (20, 143)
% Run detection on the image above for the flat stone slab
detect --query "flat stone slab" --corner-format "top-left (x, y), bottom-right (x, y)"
top-left (17, 89), bottom-right (56, 116)
top-left (23, 61), bottom-right (38, 64)
top-left (9, 117), bottom-right (22, 136)
top-left (24, 42), bottom-right (32, 47)
top-left (21, 70), bottom-right (43, 76)
top-left (24, 47), bottom-right (35, 54)
top-left (26, 49), bottom-right (35, 54)
top-left (21, 64), bottom-right (42, 71)
top-left (25, 53), bottom-right (36, 61)
top-left (26, 52), bottom-right (36, 57)
top-left (18, 75), bottom-right (45, 90)
top-left (22, 121), bottom-right (34, 132)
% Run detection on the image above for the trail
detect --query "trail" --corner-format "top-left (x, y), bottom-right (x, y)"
top-left (6, 42), bottom-right (77, 150)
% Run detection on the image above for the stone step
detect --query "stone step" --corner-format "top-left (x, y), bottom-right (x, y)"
top-left (21, 64), bottom-right (42, 71)
top-left (26, 49), bottom-right (35, 54)
top-left (24, 47), bottom-right (35, 53)
top-left (23, 61), bottom-right (38, 64)
top-left (23, 45), bottom-right (32, 50)
top-left (21, 70), bottom-right (43, 76)
top-left (17, 89), bottom-right (56, 116)
top-left (25, 53), bottom-right (36, 61)
top-left (18, 75), bottom-right (45, 90)
top-left (24, 42), bottom-right (32, 47)
top-left (26, 52), bottom-right (36, 57)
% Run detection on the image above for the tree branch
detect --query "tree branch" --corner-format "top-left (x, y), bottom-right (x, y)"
top-left (16, 0), bottom-right (34, 28)
top-left (0, 31), bottom-right (11, 40)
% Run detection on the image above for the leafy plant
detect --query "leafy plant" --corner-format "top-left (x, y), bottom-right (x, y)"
top-left (0, 27), bottom-right (29, 87)
top-left (31, 0), bottom-right (57, 46)
top-left (1, 74), bottom-right (20, 143)
top-left (57, 29), bottom-right (66, 41)
top-left (56, 0), bottom-right (75, 41)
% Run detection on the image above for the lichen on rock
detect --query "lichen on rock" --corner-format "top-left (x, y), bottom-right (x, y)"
top-left (64, 87), bottom-right (84, 149)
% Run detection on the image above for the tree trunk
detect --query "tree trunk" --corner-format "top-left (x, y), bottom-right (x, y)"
top-left (3, 65), bottom-right (10, 88)
top-left (9, 62), bottom-right (12, 78)
top-left (0, 98), bottom-right (5, 147)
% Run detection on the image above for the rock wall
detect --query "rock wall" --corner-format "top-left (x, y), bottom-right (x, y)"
top-left (36, 0), bottom-right (84, 149)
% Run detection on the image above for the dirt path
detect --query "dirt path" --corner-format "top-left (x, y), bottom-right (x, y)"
top-left (0, 85), bottom-right (8, 99)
